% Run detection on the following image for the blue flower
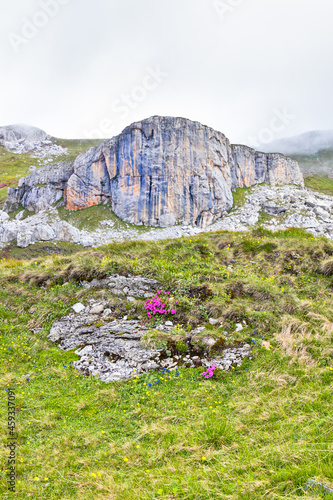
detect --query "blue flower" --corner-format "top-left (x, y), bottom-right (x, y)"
top-left (155, 380), bottom-right (160, 383)
top-left (26, 378), bottom-right (30, 381)
top-left (148, 383), bottom-right (152, 387)
top-left (253, 330), bottom-right (258, 333)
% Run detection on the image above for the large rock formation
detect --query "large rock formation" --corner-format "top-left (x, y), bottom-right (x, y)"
top-left (0, 123), bottom-right (67, 157)
top-left (4, 161), bottom-right (73, 212)
top-left (0, 124), bottom-right (48, 152)
top-left (64, 116), bottom-right (304, 227)
top-left (4, 116), bottom-right (304, 228)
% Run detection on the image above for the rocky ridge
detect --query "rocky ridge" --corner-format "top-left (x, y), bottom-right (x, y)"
top-left (0, 124), bottom-right (67, 159)
top-left (4, 116), bottom-right (303, 229)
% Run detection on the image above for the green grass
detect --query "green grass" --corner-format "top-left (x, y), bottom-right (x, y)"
top-left (56, 204), bottom-right (159, 234)
top-left (231, 186), bottom-right (253, 210)
top-left (0, 242), bottom-right (81, 261)
top-left (1, 229), bottom-right (333, 498)
top-left (304, 176), bottom-right (333, 196)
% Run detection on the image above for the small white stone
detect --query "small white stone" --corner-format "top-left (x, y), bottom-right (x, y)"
top-left (72, 303), bottom-right (85, 314)
top-left (90, 305), bottom-right (104, 315)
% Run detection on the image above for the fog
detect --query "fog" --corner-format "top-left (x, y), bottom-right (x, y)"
top-left (1, 0), bottom-right (332, 147)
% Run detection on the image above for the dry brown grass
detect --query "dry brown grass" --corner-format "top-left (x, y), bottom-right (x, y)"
top-left (273, 316), bottom-right (316, 366)
top-left (319, 257), bottom-right (333, 276)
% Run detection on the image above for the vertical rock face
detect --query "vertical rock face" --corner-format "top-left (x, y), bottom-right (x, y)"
top-left (65, 116), bottom-right (304, 227)
top-left (65, 117), bottom-right (235, 227)
top-left (230, 145), bottom-right (303, 189)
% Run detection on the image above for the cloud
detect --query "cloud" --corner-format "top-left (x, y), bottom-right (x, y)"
top-left (0, 0), bottom-right (332, 143)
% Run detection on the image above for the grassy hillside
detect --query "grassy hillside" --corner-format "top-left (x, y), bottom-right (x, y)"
top-left (0, 227), bottom-right (332, 499)
top-left (304, 176), bottom-right (333, 196)
top-left (291, 148), bottom-right (333, 179)
top-left (0, 138), bottom-right (103, 209)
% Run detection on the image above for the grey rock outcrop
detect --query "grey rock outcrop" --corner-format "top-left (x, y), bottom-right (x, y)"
top-left (0, 124), bottom-right (67, 158)
top-left (0, 124), bottom-right (48, 152)
top-left (81, 274), bottom-right (162, 299)
top-left (3, 117), bottom-right (303, 229)
top-left (47, 298), bottom-right (252, 382)
top-left (64, 116), bottom-right (304, 228)
top-left (4, 161), bottom-right (74, 212)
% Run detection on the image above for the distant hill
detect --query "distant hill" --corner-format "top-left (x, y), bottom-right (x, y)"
top-left (259, 130), bottom-right (333, 178)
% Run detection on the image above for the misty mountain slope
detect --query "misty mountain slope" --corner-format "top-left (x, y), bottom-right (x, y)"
top-left (259, 130), bottom-right (333, 178)
top-left (291, 148), bottom-right (333, 178)
top-left (260, 130), bottom-right (333, 156)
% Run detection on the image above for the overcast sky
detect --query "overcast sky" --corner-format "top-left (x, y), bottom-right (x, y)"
top-left (1, 0), bottom-right (332, 146)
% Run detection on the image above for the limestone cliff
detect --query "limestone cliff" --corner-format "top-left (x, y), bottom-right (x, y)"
top-left (5, 116), bottom-right (304, 228)
top-left (64, 116), bottom-right (303, 227)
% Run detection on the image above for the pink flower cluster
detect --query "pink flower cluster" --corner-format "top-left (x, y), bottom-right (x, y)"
top-left (202, 365), bottom-right (217, 379)
top-left (144, 290), bottom-right (176, 319)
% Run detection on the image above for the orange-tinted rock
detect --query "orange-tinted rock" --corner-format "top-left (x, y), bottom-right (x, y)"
top-left (65, 116), bottom-right (304, 227)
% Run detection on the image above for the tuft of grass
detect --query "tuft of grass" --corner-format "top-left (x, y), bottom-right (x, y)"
top-left (319, 257), bottom-right (333, 276)
top-left (231, 186), bottom-right (253, 210)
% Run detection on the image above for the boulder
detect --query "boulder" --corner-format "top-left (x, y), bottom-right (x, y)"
top-left (262, 202), bottom-right (288, 215)
top-left (4, 161), bottom-right (74, 212)
top-left (17, 231), bottom-right (35, 248)
top-left (34, 224), bottom-right (56, 241)
top-left (55, 221), bottom-right (80, 243)
top-left (0, 211), bottom-right (9, 222)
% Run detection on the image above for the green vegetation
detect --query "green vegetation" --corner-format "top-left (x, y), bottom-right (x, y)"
top-left (0, 228), bottom-right (333, 498)
top-left (50, 138), bottom-right (105, 163)
top-left (231, 186), bottom-right (253, 210)
top-left (57, 204), bottom-right (159, 234)
top-left (0, 242), bottom-right (80, 262)
top-left (304, 176), bottom-right (333, 196)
